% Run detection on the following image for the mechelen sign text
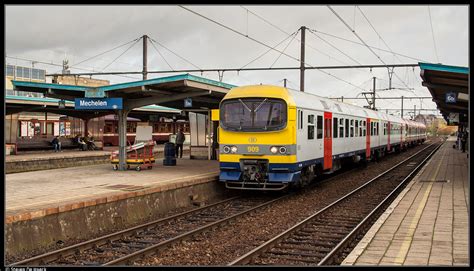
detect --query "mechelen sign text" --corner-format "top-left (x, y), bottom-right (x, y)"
top-left (75, 98), bottom-right (123, 110)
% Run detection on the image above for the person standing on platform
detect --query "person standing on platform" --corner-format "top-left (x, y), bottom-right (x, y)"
top-left (461, 130), bottom-right (468, 153)
top-left (175, 128), bottom-right (185, 158)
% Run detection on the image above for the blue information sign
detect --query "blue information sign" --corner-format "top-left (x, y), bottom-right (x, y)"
top-left (445, 92), bottom-right (457, 103)
top-left (75, 98), bottom-right (123, 110)
top-left (184, 98), bottom-right (192, 108)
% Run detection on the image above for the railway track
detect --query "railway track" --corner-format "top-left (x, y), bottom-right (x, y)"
top-left (11, 195), bottom-right (284, 266)
top-left (10, 141), bottom-right (438, 267)
top-left (229, 141), bottom-right (442, 266)
top-left (11, 155), bottom-right (361, 267)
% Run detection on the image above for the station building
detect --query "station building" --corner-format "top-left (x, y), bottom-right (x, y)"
top-left (5, 65), bottom-right (190, 152)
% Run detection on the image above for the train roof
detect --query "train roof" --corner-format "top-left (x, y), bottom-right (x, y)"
top-left (225, 85), bottom-right (425, 127)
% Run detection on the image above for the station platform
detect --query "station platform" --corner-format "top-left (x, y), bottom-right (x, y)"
top-left (6, 157), bottom-right (218, 222)
top-left (6, 155), bottom-right (223, 257)
top-left (5, 145), bottom-right (190, 173)
top-left (342, 136), bottom-right (469, 266)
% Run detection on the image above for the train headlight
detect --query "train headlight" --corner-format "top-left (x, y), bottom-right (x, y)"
top-left (279, 146), bottom-right (287, 154)
top-left (230, 146), bottom-right (238, 153)
top-left (270, 146), bottom-right (278, 154)
top-left (223, 145), bottom-right (231, 154)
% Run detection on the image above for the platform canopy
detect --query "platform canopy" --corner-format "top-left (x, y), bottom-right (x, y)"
top-left (5, 95), bottom-right (181, 120)
top-left (419, 62), bottom-right (469, 125)
top-left (12, 73), bottom-right (236, 112)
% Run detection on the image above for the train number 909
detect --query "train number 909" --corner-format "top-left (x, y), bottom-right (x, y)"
top-left (247, 146), bottom-right (260, 153)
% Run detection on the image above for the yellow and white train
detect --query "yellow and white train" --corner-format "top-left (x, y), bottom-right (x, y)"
top-left (218, 85), bottom-right (426, 190)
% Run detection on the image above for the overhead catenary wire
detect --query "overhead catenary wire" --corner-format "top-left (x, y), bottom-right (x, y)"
top-left (101, 38), bottom-right (141, 72)
top-left (240, 29), bottom-right (299, 69)
top-left (427, 6), bottom-right (440, 63)
top-left (307, 29), bottom-right (362, 65)
top-left (270, 31), bottom-right (299, 68)
top-left (327, 5), bottom-right (413, 92)
top-left (6, 55), bottom-right (141, 80)
top-left (180, 5), bottom-right (369, 92)
top-left (149, 39), bottom-right (175, 71)
top-left (70, 37), bottom-right (142, 69)
top-left (240, 5), bottom-right (357, 66)
top-left (148, 36), bottom-right (202, 70)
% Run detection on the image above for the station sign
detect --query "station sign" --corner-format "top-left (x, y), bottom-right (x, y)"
top-left (184, 97), bottom-right (192, 108)
top-left (445, 92), bottom-right (457, 103)
top-left (75, 98), bottom-right (123, 110)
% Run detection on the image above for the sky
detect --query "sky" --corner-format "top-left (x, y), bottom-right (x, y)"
top-left (5, 5), bottom-right (469, 118)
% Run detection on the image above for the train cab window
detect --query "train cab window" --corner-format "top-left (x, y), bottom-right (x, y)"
top-left (355, 120), bottom-right (359, 137)
top-left (308, 114), bottom-right (315, 140)
top-left (339, 118), bottom-right (344, 138)
top-left (316, 115), bottom-right (323, 139)
top-left (345, 119), bottom-right (349, 137)
top-left (333, 117), bottom-right (338, 138)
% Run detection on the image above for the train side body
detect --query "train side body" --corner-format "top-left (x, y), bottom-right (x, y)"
top-left (218, 85), bottom-right (426, 190)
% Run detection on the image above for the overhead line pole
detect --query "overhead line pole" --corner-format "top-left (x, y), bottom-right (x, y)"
top-left (300, 26), bottom-right (306, 92)
top-left (143, 34), bottom-right (148, 80)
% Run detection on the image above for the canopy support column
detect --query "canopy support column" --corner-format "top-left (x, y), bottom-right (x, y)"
top-left (117, 109), bottom-right (129, 171)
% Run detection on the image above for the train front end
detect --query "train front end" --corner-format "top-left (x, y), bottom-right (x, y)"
top-left (218, 85), bottom-right (297, 191)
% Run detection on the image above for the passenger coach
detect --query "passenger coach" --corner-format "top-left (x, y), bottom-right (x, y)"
top-left (218, 85), bottom-right (426, 190)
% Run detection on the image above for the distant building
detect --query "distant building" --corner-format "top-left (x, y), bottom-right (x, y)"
top-left (52, 75), bottom-right (110, 87)
top-left (5, 65), bottom-right (110, 147)
top-left (414, 114), bottom-right (438, 127)
top-left (5, 64), bottom-right (46, 97)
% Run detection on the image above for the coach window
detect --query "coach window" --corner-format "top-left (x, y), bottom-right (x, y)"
top-left (317, 115), bottom-right (323, 139)
top-left (383, 123), bottom-right (386, 135)
top-left (370, 122), bottom-right (374, 136)
top-left (333, 117), bottom-right (338, 138)
top-left (355, 120), bottom-right (359, 137)
top-left (376, 122), bottom-right (379, 136)
top-left (345, 118), bottom-right (349, 137)
top-left (339, 118), bottom-right (344, 138)
top-left (308, 114), bottom-right (315, 140)
top-left (350, 120), bottom-right (354, 137)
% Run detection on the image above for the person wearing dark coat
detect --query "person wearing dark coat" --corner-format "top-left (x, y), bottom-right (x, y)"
top-left (175, 129), bottom-right (185, 158)
top-left (51, 136), bottom-right (62, 152)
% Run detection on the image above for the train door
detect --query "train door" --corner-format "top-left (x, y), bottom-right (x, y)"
top-left (387, 121), bottom-right (391, 152)
top-left (323, 112), bottom-right (332, 170)
top-left (366, 118), bottom-right (371, 159)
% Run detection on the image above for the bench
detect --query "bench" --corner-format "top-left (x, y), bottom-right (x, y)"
top-left (17, 138), bottom-right (79, 151)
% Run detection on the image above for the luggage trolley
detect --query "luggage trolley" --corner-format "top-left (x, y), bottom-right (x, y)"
top-left (111, 140), bottom-right (156, 171)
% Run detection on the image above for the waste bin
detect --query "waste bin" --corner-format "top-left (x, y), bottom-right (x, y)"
top-left (163, 142), bottom-right (176, 166)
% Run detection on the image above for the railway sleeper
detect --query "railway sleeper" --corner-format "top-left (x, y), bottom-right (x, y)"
top-left (265, 249), bottom-right (326, 259)
top-left (277, 243), bottom-right (333, 253)
top-left (302, 228), bottom-right (348, 236)
top-left (284, 239), bottom-right (337, 247)
top-left (257, 254), bottom-right (321, 264)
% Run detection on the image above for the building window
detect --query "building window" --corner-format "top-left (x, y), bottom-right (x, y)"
top-left (6, 65), bottom-right (15, 76)
top-left (16, 66), bottom-right (23, 78)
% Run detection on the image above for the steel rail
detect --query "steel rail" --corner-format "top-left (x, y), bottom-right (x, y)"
top-left (317, 141), bottom-right (442, 265)
top-left (229, 141), bottom-right (440, 266)
top-left (10, 196), bottom-right (241, 266)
